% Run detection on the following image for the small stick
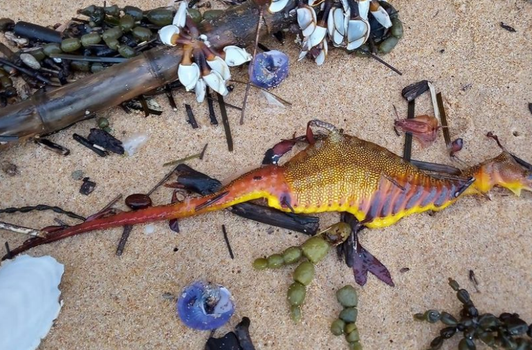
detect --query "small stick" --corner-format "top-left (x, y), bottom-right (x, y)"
top-left (35, 138), bottom-right (71, 156)
top-left (206, 95), bottom-right (242, 111)
top-left (49, 53), bottom-right (127, 63)
top-left (0, 221), bottom-right (44, 238)
top-left (221, 224), bottom-right (234, 259)
top-left (369, 53), bottom-right (402, 75)
top-left (427, 82), bottom-right (440, 121)
top-left (90, 194), bottom-right (123, 219)
top-left (205, 88), bottom-right (218, 125)
top-left (116, 225), bottom-right (133, 256)
top-left (436, 92), bottom-right (451, 149)
top-left (240, 6), bottom-right (264, 125)
top-left (4, 242), bottom-right (12, 260)
top-left (162, 144), bottom-right (208, 167)
top-left (164, 85), bottom-right (178, 111)
top-left (185, 104), bottom-right (198, 128)
top-left (403, 100), bottom-right (415, 161)
top-left (0, 57), bottom-right (59, 86)
top-left (218, 93), bottom-right (233, 152)
top-left (139, 96), bottom-right (151, 117)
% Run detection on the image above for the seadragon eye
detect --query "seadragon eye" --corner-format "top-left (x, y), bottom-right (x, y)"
top-left (176, 281), bottom-right (235, 330)
top-left (249, 50), bottom-right (289, 90)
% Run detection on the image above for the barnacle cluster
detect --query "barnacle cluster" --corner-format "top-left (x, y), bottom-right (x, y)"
top-left (158, 2), bottom-right (252, 102)
top-left (415, 279), bottom-right (532, 350)
top-left (253, 222), bottom-right (351, 322)
top-left (272, 0), bottom-right (402, 65)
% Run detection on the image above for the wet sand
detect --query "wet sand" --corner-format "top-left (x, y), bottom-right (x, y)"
top-left (1, 1), bottom-right (531, 349)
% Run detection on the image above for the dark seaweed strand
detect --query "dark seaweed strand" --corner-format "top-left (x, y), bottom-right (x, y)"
top-left (116, 225), bottom-right (133, 256)
top-left (221, 224), bottom-right (234, 259)
top-left (218, 93), bottom-right (233, 152)
top-left (436, 92), bottom-right (451, 148)
top-left (403, 99), bottom-right (415, 161)
top-left (0, 205), bottom-right (85, 221)
top-left (206, 88), bottom-right (218, 125)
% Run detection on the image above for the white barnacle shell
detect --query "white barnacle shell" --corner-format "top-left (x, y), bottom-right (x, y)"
top-left (358, 0), bottom-right (370, 20)
top-left (203, 71), bottom-right (228, 96)
top-left (0, 255), bottom-right (64, 350)
top-left (223, 46), bottom-right (252, 67)
top-left (346, 18), bottom-right (370, 50)
top-left (268, 0), bottom-right (290, 13)
top-left (159, 25), bottom-right (180, 46)
top-left (297, 5), bottom-right (317, 38)
top-left (206, 56), bottom-right (231, 81)
top-left (370, 5), bottom-right (392, 28)
top-left (178, 63), bottom-right (200, 91)
top-left (173, 1), bottom-right (188, 28)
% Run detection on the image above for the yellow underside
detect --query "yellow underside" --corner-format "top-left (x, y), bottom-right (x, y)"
top-left (263, 193), bottom-right (457, 229)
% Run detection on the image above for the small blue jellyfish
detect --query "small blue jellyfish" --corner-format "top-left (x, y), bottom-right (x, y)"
top-left (177, 281), bottom-right (235, 331)
top-left (249, 50), bottom-right (289, 89)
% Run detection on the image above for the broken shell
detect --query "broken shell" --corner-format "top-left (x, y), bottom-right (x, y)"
top-left (249, 50), bottom-right (289, 89)
top-left (0, 255), bottom-right (64, 350)
top-left (177, 281), bottom-right (235, 330)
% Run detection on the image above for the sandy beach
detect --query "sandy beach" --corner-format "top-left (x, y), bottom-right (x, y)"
top-left (0, 0), bottom-right (531, 349)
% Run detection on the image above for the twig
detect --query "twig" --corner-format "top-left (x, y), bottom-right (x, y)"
top-left (218, 93), bottom-right (233, 152)
top-left (0, 221), bottom-right (44, 238)
top-left (403, 100), bottom-right (415, 161)
top-left (206, 88), bottom-right (218, 125)
top-left (49, 53), bottom-right (127, 63)
top-left (185, 104), bottom-right (198, 128)
top-left (0, 57), bottom-right (59, 86)
top-left (116, 225), bottom-right (133, 256)
top-left (369, 53), bottom-right (402, 75)
top-left (436, 92), bottom-right (451, 148)
top-left (239, 6), bottom-right (264, 125)
top-left (162, 144), bottom-right (208, 167)
top-left (221, 224), bottom-right (234, 259)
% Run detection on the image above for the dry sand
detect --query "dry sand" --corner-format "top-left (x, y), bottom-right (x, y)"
top-left (0, 0), bottom-right (531, 349)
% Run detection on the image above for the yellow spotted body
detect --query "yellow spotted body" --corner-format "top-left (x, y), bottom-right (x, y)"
top-left (277, 132), bottom-right (470, 228)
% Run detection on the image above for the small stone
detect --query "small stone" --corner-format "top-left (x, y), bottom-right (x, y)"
top-left (71, 170), bottom-right (84, 180)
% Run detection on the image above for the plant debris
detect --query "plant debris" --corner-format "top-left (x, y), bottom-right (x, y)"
top-left (73, 133), bottom-right (107, 157)
top-left (184, 104), bottom-right (198, 129)
top-left (35, 138), bottom-right (70, 156)
top-left (0, 204), bottom-right (85, 221)
top-left (401, 80), bottom-right (429, 102)
top-left (87, 128), bottom-right (124, 155)
top-left (79, 177), bottom-right (96, 195)
top-left (221, 224), bottom-right (234, 259)
top-left (415, 278), bottom-right (532, 349)
top-left (205, 317), bottom-right (256, 350)
top-left (499, 22), bottom-right (516, 32)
